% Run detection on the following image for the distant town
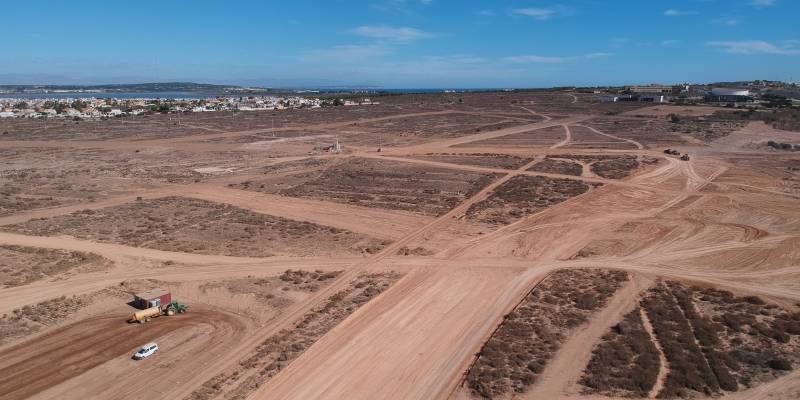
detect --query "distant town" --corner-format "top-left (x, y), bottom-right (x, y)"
top-left (0, 95), bottom-right (379, 120)
top-left (1, 80), bottom-right (797, 120)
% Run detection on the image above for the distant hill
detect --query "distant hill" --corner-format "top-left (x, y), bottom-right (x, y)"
top-left (0, 82), bottom-right (271, 93)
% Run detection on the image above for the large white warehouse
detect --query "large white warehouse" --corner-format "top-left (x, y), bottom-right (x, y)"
top-left (711, 88), bottom-right (750, 97)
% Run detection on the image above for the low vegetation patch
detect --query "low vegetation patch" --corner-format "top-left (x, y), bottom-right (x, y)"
top-left (527, 158), bottom-right (583, 176)
top-left (3, 196), bottom-right (386, 257)
top-left (410, 153), bottom-right (534, 170)
top-left (590, 155), bottom-right (640, 179)
top-left (466, 269), bottom-right (629, 399)
top-left (580, 309), bottom-right (661, 397)
top-left (234, 157), bottom-right (499, 216)
top-left (466, 175), bottom-right (593, 224)
top-left (0, 245), bottom-right (110, 288)
top-left (641, 281), bottom-right (800, 398)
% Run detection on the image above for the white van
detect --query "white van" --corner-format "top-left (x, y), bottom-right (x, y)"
top-left (132, 342), bottom-right (159, 360)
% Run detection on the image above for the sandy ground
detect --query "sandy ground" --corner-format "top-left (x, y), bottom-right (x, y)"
top-left (1, 95), bottom-right (799, 400)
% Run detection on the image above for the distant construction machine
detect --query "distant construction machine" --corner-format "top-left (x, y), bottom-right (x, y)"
top-left (129, 288), bottom-right (188, 324)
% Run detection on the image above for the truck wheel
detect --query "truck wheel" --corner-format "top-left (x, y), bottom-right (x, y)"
top-left (138, 319), bottom-right (145, 324)
top-left (179, 309), bottom-right (185, 314)
top-left (144, 317), bottom-right (150, 323)
top-left (167, 309), bottom-right (175, 316)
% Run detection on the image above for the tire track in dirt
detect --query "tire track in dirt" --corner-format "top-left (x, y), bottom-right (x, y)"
top-left (572, 124), bottom-right (644, 150)
top-left (640, 307), bottom-right (669, 399)
top-left (550, 125), bottom-right (572, 149)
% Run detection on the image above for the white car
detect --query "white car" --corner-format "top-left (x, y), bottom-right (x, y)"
top-left (132, 342), bottom-right (159, 360)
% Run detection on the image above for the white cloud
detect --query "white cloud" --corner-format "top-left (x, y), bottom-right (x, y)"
top-left (505, 52), bottom-right (612, 63)
top-left (712, 17), bottom-right (741, 26)
top-left (299, 45), bottom-right (391, 62)
top-left (511, 6), bottom-right (569, 21)
top-left (661, 40), bottom-right (680, 46)
top-left (664, 9), bottom-right (698, 16)
top-left (350, 25), bottom-right (433, 42)
top-left (707, 40), bottom-right (800, 55)
top-left (478, 9), bottom-right (496, 16)
top-left (751, 0), bottom-right (775, 6)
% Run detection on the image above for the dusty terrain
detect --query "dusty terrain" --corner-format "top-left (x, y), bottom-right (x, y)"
top-left (1, 90), bottom-right (799, 400)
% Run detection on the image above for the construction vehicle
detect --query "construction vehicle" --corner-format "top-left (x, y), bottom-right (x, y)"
top-left (130, 288), bottom-right (188, 324)
top-left (680, 154), bottom-right (690, 161)
top-left (130, 301), bottom-right (188, 324)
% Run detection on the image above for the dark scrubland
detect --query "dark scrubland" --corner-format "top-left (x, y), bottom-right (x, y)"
top-left (466, 175), bottom-right (592, 224)
top-left (234, 157), bottom-right (498, 216)
top-left (466, 269), bottom-right (629, 399)
top-left (3, 196), bottom-right (386, 257)
top-left (527, 158), bottom-right (583, 176)
top-left (410, 153), bottom-right (534, 170)
top-left (580, 309), bottom-right (661, 398)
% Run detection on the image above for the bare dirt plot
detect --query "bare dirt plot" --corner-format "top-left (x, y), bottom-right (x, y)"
top-left (0, 116), bottom-right (200, 141)
top-left (712, 108), bottom-right (800, 133)
top-left (0, 106), bottom-right (414, 142)
top-left (3, 196), bottom-right (386, 257)
top-left (0, 245), bottom-right (110, 288)
top-left (409, 153), bottom-right (535, 170)
top-left (527, 158), bottom-right (583, 176)
top-left (0, 306), bottom-right (245, 400)
top-left (0, 279), bottom-right (152, 347)
top-left (453, 125), bottom-right (566, 148)
top-left (344, 113), bottom-right (538, 147)
top-left (642, 281), bottom-right (800, 399)
top-left (624, 105), bottom-right (724, 118)
top-left (591, 155), bottom-right (642, 179)
top-left (465, 269), bottom-right (629, 399)
top-left (585, 117), bottom-right (690, 148)
top-left (0, 146), bottom-right (257, 217)
top-left (0, 294), bottom-right (95, 347)
top-left (198, 270), bottom-right (342, 321)
top-left (718, 155), bottom-right (800, 196)
top-left (541, 154), bottom-right (649, 180)
top-left (233, 156), bottom-right (499, 216)
top-left (187, 271), bottom-right (401, 400)
top-left (585, 115), bottom-right (747, 147)
top-left (563, 125), bottom-right (640, 150)
top-left (465, 175), bottom-right (593, 225)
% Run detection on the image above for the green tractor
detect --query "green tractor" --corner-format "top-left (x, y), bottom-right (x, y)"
top-left (164, 301), bottom-right (188, 316)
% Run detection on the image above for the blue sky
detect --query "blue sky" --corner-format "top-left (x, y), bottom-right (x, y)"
top-left (1, 0), bottom-right (798, 88)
